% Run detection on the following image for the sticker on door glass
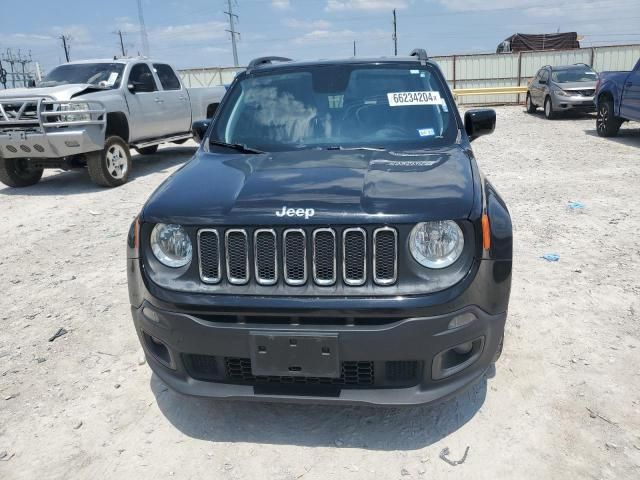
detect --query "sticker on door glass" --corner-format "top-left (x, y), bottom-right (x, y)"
top-left (387, 91), bottom-right (442, 106)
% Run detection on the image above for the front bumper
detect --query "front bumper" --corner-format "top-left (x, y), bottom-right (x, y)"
top-left (550, 92), bottom-right (595, 111)
top-left (0, 126), bottom-right (104, 159)
top-left (128, 257), bottom-right (511, 406)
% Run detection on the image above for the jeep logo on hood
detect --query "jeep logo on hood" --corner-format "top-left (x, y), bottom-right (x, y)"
top-left (275, 206), bottom-right (315, 219)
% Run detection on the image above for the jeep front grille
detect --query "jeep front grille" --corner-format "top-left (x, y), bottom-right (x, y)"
top-left (197, 226), bottom-right (398, 287)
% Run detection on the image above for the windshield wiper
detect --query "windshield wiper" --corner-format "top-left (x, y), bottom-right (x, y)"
top-left (209, 140), bottom-right (264, 154)
top-left (324, 146), bottom-right (386, 151)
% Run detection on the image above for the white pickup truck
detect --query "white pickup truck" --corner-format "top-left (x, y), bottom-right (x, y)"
top-left (0, 58), bottom-right (225, 187)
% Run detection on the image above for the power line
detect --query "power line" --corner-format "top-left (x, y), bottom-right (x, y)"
top-left (225, 0), bottom-right (240, 66)
top-left (137, 0), bottom-right (151, 56)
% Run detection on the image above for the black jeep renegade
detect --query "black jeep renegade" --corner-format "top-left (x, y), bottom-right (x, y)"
top-left (127, 49), bottom-right (512, 406)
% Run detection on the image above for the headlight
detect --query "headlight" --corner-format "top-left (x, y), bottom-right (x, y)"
top-left (58, 102), bottom-right (90, 122)
top-left (553, 88), bottom-right (571, 97)
top-left (150, 223), bottom-right (192, 268)
top-left (409, 221), bottom-right (464, 269)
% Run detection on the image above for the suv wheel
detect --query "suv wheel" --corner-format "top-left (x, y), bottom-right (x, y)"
top-left (596, 98), bottom-right (622, 137)
top-left (135, 145), bottom-right (159, 155)
top-left (87, 136), bottom-right (132, 187)
top-left (544, 96), bottom-right (556, 119)
top-left (0, 158), bottom-right (44, 188)
top-left (525, 93), bottom-right (537, 113)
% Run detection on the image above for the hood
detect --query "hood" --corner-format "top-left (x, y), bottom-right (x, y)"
top-left (143, 146), bottom-right (477, 225)
top-left (0, 84), bottom-right (99, 101)
top-left (553, 81), bottom-right (597, 91)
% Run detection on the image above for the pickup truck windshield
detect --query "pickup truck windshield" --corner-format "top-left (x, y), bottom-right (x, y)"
top-left (212, 64), bottom-right (458, 152)
top-left (552, 67), bottom-right (598, 83)
top-left (40, 63), bottom-right (125, 89)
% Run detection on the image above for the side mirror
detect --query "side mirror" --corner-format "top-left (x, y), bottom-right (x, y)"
top-left (192, 119), bottom-right (211, 144)
top-left (539, 79), bottom-right (547, 85)
top-left (27, 79), bottom-right (36, 88)
top-left (464, 108), bottom-right (496, 141)
top-left (128, 81), bottom-right (153, 94)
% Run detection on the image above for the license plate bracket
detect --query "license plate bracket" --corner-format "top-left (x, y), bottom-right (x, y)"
top-left (7, 131), bottom-right (27, 142)
top-left (249, 332), bottom-right (340, 378)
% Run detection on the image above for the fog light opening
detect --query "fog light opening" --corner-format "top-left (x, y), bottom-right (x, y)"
top-left (453, 342), bottom-right (473, 355)
top-left (448, 312), bottom-right (476, 330)
top-left (142, 331), bottom-right (174, 369)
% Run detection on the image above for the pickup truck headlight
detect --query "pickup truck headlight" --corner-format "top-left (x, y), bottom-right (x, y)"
top-left (150, 223), bottom-right (192, 268)
top-left (409, 221), bottom-right (464, 269)
top-left (58, 102), bottom-right (90, 122)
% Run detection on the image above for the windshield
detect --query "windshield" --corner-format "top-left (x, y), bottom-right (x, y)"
top-left (41, 63), bottom-right (125, 89)
top-left (551, 67), bottom-right (598, 83)
top-left (211, 64), bottom-right (458, 152)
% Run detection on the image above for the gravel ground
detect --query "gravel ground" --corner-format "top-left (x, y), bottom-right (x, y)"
top-left (0, 106), bottom-right (639, 480)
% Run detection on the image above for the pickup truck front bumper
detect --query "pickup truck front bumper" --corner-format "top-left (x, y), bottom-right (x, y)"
top-left (0, 98), bottom-right (106, 159)
top-left (128, 257), bottom-right (510, 406)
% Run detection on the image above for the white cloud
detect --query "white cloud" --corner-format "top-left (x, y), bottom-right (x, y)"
top-left (326, 0), bottom-right (407, 11)
top-left (283, 18), bottom-right (332, 29)
top-left (272, 0), bottom-right (291, 9)
top-left (293, 28), bottom-right (386, 45)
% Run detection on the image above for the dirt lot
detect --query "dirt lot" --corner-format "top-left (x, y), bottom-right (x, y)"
top-left (0, 106), bottom-right (639, 479)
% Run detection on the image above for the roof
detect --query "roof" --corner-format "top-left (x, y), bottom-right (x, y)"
top-left (64, 57), bottom-right (155, 65)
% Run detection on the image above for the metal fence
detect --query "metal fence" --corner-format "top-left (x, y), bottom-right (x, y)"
top-left (178, 44), bottom-right (640, 105)
top-left (432, 43), bottom-right (640, 105)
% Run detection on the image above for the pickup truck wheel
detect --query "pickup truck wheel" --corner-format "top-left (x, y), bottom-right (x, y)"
top-left (135, 145), bottom-right (159, 155)
top-left (0, 158), bottom-right (44, 188)
top-left (87, 136), bottom-right (131, 187)
top-left (544, 96), bottom-right (556, 119)
top-left (525, 93), bottom-right (537, 113)
top-left (596, 99), bottom-right (622, 137)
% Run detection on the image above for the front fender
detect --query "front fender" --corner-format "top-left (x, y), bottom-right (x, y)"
top-left (595, 81), bottom-right (621, 115)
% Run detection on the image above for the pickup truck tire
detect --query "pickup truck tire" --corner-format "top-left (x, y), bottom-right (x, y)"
top-left (0, 158), bottom-right (44, 188)
top-left (596, 98), bottom-right (622, 137)
top-left (544, 96), bottom-right (556, 119)
top-left (135, 145), bottom-right (159, 155)
top-left (525, 93), bottom-right (537, 113)
top-left (87, 136), bottom-right (132, 188)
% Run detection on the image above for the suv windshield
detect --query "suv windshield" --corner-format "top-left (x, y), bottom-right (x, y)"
top-left (40, 63), bottom-right (125, 89)
top-left (211, 63), bottom-right (458, 152)
top-left (551, 66), bottom-right (598, 83)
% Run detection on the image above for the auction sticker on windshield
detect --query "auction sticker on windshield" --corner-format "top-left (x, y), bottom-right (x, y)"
top-left (387, 91), bottom-right (442, 106)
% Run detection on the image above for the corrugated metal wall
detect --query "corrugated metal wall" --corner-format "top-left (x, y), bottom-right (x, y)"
top-left (178, 44), bottom-right (640, 105)
top-left (432, 44), bottom-right (640, 105)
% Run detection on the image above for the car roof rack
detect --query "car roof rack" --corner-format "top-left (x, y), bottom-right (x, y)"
top-left (409, 48), bottom-right (429, 64)
top-left (247, 56), bottom-right (293, 72)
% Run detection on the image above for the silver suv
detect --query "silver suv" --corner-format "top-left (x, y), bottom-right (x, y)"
top-left (526, 64), bottom-right (598, 119)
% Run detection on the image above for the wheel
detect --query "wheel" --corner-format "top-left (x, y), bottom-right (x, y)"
top-left (596, 98), bottom-right (622, 137)
top-left (544, 96), bottom-right (556, 119)
top-left (525, 93), bottom-right (537, 113)
top-left (135, 145), bottom-right (158, 155)
top-left (493, 335), bottom-right (504, 363)
top-left (0, 158), bottom-right (43, 188)
top-left (87, 136), bottom-right (132, 187)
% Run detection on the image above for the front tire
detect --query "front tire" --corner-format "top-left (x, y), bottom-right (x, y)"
top-left (135, 145), bottom-right (158, 155)
top-left (0, 158), bottom-right (44, 188)
top-left (87, 136), bottom-right (131, 187)
top-left (544, 96), bottom-right (556, 119)
top-left (596, 98), bottom-right (622, 137)
top-left (525, 93), bottom-right (537, 113)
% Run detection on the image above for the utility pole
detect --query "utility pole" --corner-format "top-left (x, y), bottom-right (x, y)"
top-left (115, 30), bottom-right (127, 56)
top-left (225, 0), bottom-right (240, 67)
top-left (0, 55), bottom-right (8, 89)
top-left (2, 49), bottom-right (18, 87)
top-left (353, 40), bottom-right (356, 57)
top-left (16, 50), bottom-right (33, 87)
top-left (392, 9), bottom-right (398, 56)
top-left (60, 35), bottom-right (71, 62)
top-left (137, 0), bottom-right (151, 57)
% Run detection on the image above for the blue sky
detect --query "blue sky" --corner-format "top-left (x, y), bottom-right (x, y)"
top-left (2, 0), bottom-right (639, 73)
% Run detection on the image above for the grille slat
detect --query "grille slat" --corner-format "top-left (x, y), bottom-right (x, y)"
top-left (343, 228), bottom-right (366, 286)
top-left (373, 227), bottom-right (398, 285)
top-left (312, 228), bottom-right (336, 285)
top-left (283, 229), bottom-right (307, 286)
top-left (198, 229), bottom-right (221, 284)
top-left (198, 226), bottom-right (398, 288)
top-left (254, 229), bottom-right (277, 285)
top-left (225, 229), bottom-right (249, 285)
